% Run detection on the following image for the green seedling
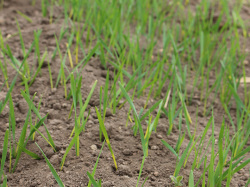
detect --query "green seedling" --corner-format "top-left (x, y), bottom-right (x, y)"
top-left (67, 75), bottom-right (97, 157)
top-left (87, 141), bottom-right (105, 187)
top-left (47, 54), bottom-right (54, 89)
top-left (16, 20), bottom-right (30, 80)
top-left (87, 172), bottom-right (102, 187)
top-left (189, 170), bottom-right (194, 187)
top-left (0, 130), bottom-right (9, 185)
top-left (54, 35), bottom-right (67, 98)
top-left (170, 175), bottom-right (183, 187)
top-left (60, 114), bottom-right (89, 169)
top-left (119, 81), bottom-right (163, 186)
top-left (0, 0), bottom-right (249, 186)
top-left (17, 11), bottom-right (33, 23)
top-left (36, 143), bottom-right (64, 187)
top-left (41, 0), bottom-right (48, 17)
top-left (95, 107), bottom-right (117, 169)
top-left (21, 90), bottom-right (56, 150)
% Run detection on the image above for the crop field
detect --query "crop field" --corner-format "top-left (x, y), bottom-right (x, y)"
top-left (0, 0), bottom-right (250, 186)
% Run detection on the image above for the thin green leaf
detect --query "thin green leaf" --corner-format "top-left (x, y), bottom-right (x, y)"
top-left (36, 143), bottom-right (64, 187)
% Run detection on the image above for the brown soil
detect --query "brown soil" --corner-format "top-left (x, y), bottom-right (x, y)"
top-left (0, 0), bottom-right (249, 187)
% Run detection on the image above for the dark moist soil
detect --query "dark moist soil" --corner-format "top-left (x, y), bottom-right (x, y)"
top-left (0, 0), bottom-right (249, 187)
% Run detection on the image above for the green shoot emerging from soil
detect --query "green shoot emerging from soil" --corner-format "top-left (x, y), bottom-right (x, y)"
top-left (0, 0), bottom-right (249, 186)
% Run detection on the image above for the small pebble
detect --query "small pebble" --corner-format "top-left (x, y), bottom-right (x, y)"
top-left (90, 144), bottom-right (97, 151)
top-left (156, 134), bottom-right (163, 139)
top-left (62, 103), bottom-right (68, 108)
top-left (16, 118), bottom-right (22, 123)
top-left (153, 171), bottom-right (159, 177)
top-left (151, 145), bottom-right (159, 150)
top-left (243, 60), bottom-right (249, 65)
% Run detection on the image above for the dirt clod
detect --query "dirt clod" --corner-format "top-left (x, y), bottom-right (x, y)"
top-left (105, 109), bottom-right (113, 117)
top-left (50, 154), bottom-right (60, 165)
top-left (116, 165), bottom-right (132, 177)
top-left (53, 103), bottom-right (61, 110)
top-left (122, 149), bottom-right (133, 156)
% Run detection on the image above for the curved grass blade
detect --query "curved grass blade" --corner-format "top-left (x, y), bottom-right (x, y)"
top-left (17, 10), bottom-right (33, 23)
top-left (9, 95), bottom-right (16, 150)
top-left (174, 137), bottom-right (193, 177)
top-left (95, 107), bottom-right (117, 169)
top-left (136, 155), bottom-right (146, 187)
top-left (35, 142), bottom-right (64, 187)
top-left (189, 170), bottom-right (194, 187)
top-left (0, 74), bottom-right (17, 114)
top-left (161, 140), bottom-right (180, 160)
top-left (1, 176), bottom-right (7, 187)
top-left (21, 90), bottom-right (56, 150)
top-left (26, 115), bottom-right (48, 143)
top-left (118, 82), bottom-right (147, 156)
top-left (60, 116), bottom-right (88, 170)
top-left (87, 141), bottom-right (105, 187)
top-left (0, 130), bottom-right (9, 180)
top-left (140, 100), bottom-right (161, 121)
top-left (65, 43), bottom-right (100, 82)
top-left (12, 109), bottom-right (31, 172)
top-left (23, 148), bottom-right (40, 160)
top-left (87, 172), bottom-right (101, 187)
top-left (77, 80), bottom-right (97, 122)
top-left (142, 176), bottom-right (149, 187)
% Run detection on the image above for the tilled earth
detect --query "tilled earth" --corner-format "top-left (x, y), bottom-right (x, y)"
top-left (0, 0), bottom-right (249, 186)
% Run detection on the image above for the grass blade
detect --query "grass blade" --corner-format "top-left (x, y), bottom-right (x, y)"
top-left (0, 130), bottom-right (9, 180)
top-left (189, 170), bottom-right (194, 187)
top-left (35, 142), bottom-right (64, 187)
top-left (174, 137), bottom-right (193, 177)
top-left (87, 141), bottom-right (105, 187)
top-left (87, 172), bottom-right (101, 187)
top-left (21, 90), bottom-right (56, 150)
top-left (95, 107), bottom-right (117, 169)
top-left (161, 140), bottom-right (180, 160)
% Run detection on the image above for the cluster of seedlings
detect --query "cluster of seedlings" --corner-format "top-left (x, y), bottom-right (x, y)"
top-left (0, 0), bottom-right (250, 186)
